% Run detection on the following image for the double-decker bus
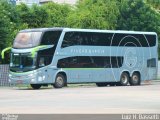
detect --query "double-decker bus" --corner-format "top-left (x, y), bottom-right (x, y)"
top-left (7, 28), bottom-right (158, 89)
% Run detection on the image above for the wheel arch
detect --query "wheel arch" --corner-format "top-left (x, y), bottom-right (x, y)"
top-left (120, 70), bottom-right (130, 77)
top-left (119, 70), bottom-right (130, 86)
top-left (57, 71), bottom-right (67, 81)
top-left (130, 71), bottom-right (141, 85)
top-left (55, 71), bottom-right (67, 86)
top-left (132, 71), bottom-right (141, 79)
top-left (117, 70), bottom-right (130, 82)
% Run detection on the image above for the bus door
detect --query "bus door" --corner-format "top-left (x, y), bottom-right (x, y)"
top-left (37, 57), bottom-right (49, 83)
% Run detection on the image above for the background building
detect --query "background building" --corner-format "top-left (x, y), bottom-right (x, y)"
top-left (40, 0), bottom-right (77, 5)
top-left (9, 0), bottom-right (78, 6)
top-left (9, 0), bottom-right (16, 5)
top-left (16, 0), bottom-right (40, 6)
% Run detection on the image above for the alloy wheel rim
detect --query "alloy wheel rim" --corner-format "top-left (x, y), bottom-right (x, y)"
top-left (121, 75), bottom-right (128, 84)
top-left (56, 76), bottom-right (63, 86)
top-left (132, 75), bottom-right (138, 83)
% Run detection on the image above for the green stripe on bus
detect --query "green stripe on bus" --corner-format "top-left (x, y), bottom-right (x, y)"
top-left (10, 71), bottom-right (34, 75)
top-left (31, 45), bottom-right (48, 58)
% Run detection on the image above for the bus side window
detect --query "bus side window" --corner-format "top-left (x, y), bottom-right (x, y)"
top-left (147, 58), bottom-right (156, 67)
top-left (39, 57), bottom-right (45, 67)
top-left (41, 31), bottom-right (62, 45)
top-left (62, 32), bottom-right (75, 48)
top-left (62, 32), bottom-right (83, 48)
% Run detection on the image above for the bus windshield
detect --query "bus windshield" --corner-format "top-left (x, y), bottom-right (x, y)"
top-left (13, 32), bottom-right (42, 48)
top-left (10, 53), bottom-right (37, 72)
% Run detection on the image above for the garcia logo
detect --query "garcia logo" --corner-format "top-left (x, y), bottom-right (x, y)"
top-left (124, 48), bottom-right (137, 68)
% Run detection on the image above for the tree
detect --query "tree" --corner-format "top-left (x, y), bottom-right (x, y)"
top-left (145, 0), bottom-right (160, 11)
top-left (42, 2), bottom-right (71, 27)
top-left (67, 0), bottom-right (120, 29)
top-left (117, 0), bottom-right (160, 32)
top-left (117, 0), bottom-right (160, 59)
top-left (0, 1), bottom-right (11, 51)
top-left (17, 4), bottom-right (48, 28)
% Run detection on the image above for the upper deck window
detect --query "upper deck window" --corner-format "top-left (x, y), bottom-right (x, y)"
top-left (13, 32), bottom-right (42, 48)
top-left (61, 31), bottom-right (156, 48)
top-left (40, 31), bottom-right (62, 45)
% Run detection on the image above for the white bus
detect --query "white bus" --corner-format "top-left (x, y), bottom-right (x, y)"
top-left (6, 28), bottom-right (158, 89)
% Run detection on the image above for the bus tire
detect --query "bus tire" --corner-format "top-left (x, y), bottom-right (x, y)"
top-left (96, 82), bottom-right (108, 87)
top-left (130, 72), bottom-right (141, 86)
top-left (53, 73), bottom-right (65, 88)
top-left (119, 72), bottom-right (129, 86)
top-left (30, 84), bottom-right (41, 89)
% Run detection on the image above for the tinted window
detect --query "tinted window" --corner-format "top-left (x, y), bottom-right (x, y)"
top-left (61, 32), bottom-right (113, 48)
top-left (62, 32), bottom-right (82, 48)
top-left (111, 33), bottom-right (156, 47)
top-left (40, 31), bottom-right (62, 45)
top-left (37, 31), bottom-right (62, 67)
top-left (111, 33), bottom-right (142, 46)
top-left (37, 48), bottom-right (54, 67)
top-left (89, 32), bottom-right (113, 46)
top-left (147, 58), bottom-right (156, 67)
top-left (145, 35), bottom-right (156, 47)
top-left (57, 56), bottom-right (123, 68)
top-left (61, 32), bottom-right (156, 47)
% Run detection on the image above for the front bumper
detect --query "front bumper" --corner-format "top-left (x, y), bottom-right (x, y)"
top-left (9, 71), bottom-right (37, 85)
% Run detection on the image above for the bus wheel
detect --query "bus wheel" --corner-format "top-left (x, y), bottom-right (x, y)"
top-left (119, 72), bottom-right (129, 86)
top-left (53, 74), bottom-right (65, 88)
top-left (30, 84), bottom-right (41, 89)
top-left (130, 72), bottom-right (141, 86)
top-left (96, 83), bottom-right (108, 87)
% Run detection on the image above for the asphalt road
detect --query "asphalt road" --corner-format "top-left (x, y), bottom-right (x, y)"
top-left (0, 81), bottom-right (160, 114)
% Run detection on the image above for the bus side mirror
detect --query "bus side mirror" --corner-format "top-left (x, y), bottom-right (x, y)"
top-left (1, 47), bottom-right (11, 59)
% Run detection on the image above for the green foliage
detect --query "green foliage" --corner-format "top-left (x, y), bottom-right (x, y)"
top-left (117, 0), bottom-right (160, 31)
top-left (0, 1), bottom-right (12, 51)
top-left (0, 0), bottom-right (160, 61)
top-left (117, 0), bottom-right (160, 59)
top-left (42, 2), bottom-right (71, 27)
top-left (67, 0), bottom-right (119, 29)
top-left (145, 0), bottom-right (160, 10)
top-left (17, 3), bottom-right (48, 28)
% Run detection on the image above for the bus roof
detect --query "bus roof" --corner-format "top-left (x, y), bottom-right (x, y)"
top-left (20, 27), bottom-right (157, 35)
top-left (63, 28), bottom-right (157, 35)
top-left (20, 27), bottom-right (64, 32)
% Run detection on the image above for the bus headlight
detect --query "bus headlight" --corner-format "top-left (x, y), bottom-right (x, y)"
top-left (28, 74), bottom-right (34, 77)
top-left (31, 79), bottom-right (35, 82)
top-left (9, 74), bottom-right (12, 78)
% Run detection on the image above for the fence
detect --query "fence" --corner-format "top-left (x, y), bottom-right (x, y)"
top-left (0, 64), bottom-right (10, 86)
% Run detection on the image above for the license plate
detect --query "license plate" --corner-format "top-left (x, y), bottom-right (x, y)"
top-left (16, 80), bottom-right (23, 84)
